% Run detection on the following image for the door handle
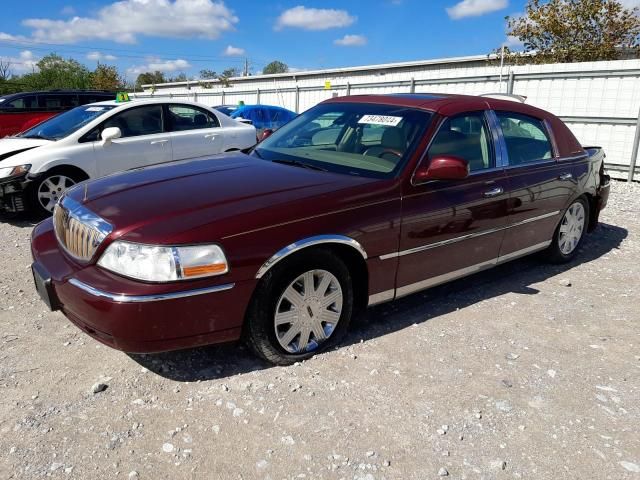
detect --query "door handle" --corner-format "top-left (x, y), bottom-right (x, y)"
top-left (558, 173), bottom-right (573, 181)
top-left (204, 133), bottom-right (218, 139)
top-left (150, 139), bottom-right (168, 145)
top-left (483, 187), bottom-right (504, 198)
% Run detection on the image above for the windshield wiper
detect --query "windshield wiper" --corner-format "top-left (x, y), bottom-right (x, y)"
top-left (271, 158), bottom-right (327, 171)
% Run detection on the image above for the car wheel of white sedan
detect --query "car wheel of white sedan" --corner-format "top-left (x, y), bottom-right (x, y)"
top-left (31, 172), bottom-right (84, 216)
top-left (245, 249), bottom-right (354, 365)
top-left (546, 196), bottom-right (590, 263)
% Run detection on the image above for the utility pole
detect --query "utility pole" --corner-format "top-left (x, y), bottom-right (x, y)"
top-left (243, 58), bottom-right (249, 77)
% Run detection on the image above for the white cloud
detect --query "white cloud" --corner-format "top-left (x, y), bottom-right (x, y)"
top-left (127, 57), bottom-right (191, 75)
top-left (275, 6), bottom-right (356, 31)
top-left (86, 51), bottom-right (118, 61)
top-left (620, 0), bottom-right (640, 7)
top-left (223, 45), bottom-right (245, 56)
top-left (446, 0), bottom-right (508, 19)
top-left (334, 34), bottom-right (367, 47)
top-left (11, 0), bottom-right (238, 44)
top-left (0, 50), bottom-right (39, 74)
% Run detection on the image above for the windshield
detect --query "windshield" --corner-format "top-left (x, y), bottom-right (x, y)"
top-left (254, 102), bottom-right (433, 178)
top-left (18, 104), bottom-right (116, 140)
top-left (215, 105), bottom-right (237, 116)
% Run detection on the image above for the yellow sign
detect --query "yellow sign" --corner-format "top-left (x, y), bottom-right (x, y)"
top-left (324, 80), bottom-right (331, 90)
top-left (115, 92), bottom-right (130, 102)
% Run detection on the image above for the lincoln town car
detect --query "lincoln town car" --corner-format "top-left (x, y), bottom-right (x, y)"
top-left (30, 94), bottom-right (610, 365)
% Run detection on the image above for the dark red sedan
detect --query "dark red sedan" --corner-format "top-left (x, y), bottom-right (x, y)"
top-left (30, 94), bottom-right (610, 365)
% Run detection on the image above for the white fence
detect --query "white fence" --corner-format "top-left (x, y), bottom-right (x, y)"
top-left (135, 55), bottom-right (640, 180)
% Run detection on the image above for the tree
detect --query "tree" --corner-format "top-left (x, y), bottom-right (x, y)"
top-left (169, 73), bottom-right (188, 82)
top-left (0, 60), bottom-right (12, 81)
top-left (199, 69), bottom-right (217, 79)
top-left (22, 53), bottom-right (92, 90)
top-left (90, 63), bottom-right (124, 90)
top-left (262, 60), bottom-right (288, 74)
top-left (506, 0), bottom-right (640, 64)
top-left (135, 71), bottom-right (166, 88)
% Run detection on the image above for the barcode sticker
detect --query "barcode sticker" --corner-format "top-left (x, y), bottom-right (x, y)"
top-left (358, 115), bottom-right (402, 126)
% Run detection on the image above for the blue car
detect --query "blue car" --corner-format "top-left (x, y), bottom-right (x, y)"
top-left (229, 105), bottom-right (297, 132)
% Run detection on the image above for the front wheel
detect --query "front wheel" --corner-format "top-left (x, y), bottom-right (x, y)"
top-left (545, 197), bottom-right (589, 263)
top-left (30, 172), bottom-right (81, 216)
top-left (245, 249), bottom-right (354, 365)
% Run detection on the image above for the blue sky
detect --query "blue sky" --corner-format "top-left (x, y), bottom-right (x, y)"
top-left (0, 0), bottom-right (616, 81)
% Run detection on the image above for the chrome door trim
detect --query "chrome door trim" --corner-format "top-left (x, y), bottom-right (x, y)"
top-left (496, 240), bottom-right (551, 264)
top-left (367, 289), bottom-right (395, 306)
top-left (68, 278), bottom-right (235, 303)
top-left (255, 234), bottom-right (367, 279)
top-left (379, 210), bottom-right (560, 260)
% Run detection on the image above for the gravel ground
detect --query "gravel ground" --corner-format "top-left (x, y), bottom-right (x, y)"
top-left (1, 180), bottom-right (639, 480)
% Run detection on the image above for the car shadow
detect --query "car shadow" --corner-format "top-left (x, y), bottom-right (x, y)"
top-left (131, 222), bottom-right (626, 382)
top-left (0, 211), bottom-right (45, 228)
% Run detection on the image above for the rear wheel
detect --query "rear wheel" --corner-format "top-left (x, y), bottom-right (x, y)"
top-left (30, 171), bottom-right (82, 216)
top-left (545, 197), bottom-right (589, 263)
top-left (245, 249), bottom-right (354, 365)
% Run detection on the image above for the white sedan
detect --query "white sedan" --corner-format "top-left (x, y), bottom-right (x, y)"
top-left (0, 98), bottom-right (256, 215)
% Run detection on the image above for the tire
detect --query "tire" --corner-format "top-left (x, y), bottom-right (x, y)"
top-left (245, 249), bottom-right (354, 365)
top-left (29, 171), bottom-right (83, 217)
top-left (545, 196), bottom-right (590, 264)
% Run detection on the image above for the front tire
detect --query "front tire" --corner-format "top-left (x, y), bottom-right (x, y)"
top-left (30, 171), bottom-right (81, 216)
top-left (245, 249), bottom-right (354, 365)
top-left (545, 197), bottom-right (589, 263)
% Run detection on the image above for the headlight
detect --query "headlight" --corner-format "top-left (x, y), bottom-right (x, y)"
top-left (97, 241), bottom-right (229, 282)
top-left (0, 164), bottom-right (30, 179)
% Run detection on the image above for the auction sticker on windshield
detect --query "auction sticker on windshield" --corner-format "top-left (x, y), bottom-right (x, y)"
top-left (358, 114), bottom-right (403, 126)
top-left (85, 107), bottom-right (107, 112)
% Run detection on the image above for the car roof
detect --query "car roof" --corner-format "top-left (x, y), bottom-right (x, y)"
top-left (0, 90), bottom-right (113, 99)
top-left (323, 93), bottom-right (553, 119)
top-left (235, 104), bottom-right (294, 112)
top-left (87, 98), bottom-right (214, 108)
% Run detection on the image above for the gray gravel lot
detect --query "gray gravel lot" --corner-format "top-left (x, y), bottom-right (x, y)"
top-left (1, 180), bottom-right (639, 480)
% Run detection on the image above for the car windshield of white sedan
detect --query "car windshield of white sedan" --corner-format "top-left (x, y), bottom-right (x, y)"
top-left (254, 103), bottom-right (432, 178)
top-left (18, 105), bottom-right (116, 141)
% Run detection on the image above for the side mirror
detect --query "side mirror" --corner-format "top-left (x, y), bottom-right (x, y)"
top-left (101, 126), bottom-right (122, 145)
top-left (235, 117), bottom-right (253, 125)
top-left (414, 155), bottom-right (469, 182)
top-left (260, 129), bottom-right (274, 142)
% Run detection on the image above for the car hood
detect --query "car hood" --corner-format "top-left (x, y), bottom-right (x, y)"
top-left (66, 152), bottom-right (386, 245)
top-left (0, 137), bottom-right (51, 163)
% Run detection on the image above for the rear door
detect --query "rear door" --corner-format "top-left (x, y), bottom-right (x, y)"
top-left (90, 104), bottom-right (172, 176)
top-left (165, 104), bottom-right (225, 159)
top-left (394, 110), bottom-right (510, 298)
top-left (494, 110), bottom-right (578, 258)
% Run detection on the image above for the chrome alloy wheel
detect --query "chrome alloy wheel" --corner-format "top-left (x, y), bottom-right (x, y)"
top-left (558, 202), bottom-right (586, 255)
top-left (38, 175), bottom-right (76, 212)
top-left (274, 269), bottom-right (343, 354)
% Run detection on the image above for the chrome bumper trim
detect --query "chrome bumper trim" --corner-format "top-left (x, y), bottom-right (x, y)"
top-left (68, 278), bottom-right (235, 303)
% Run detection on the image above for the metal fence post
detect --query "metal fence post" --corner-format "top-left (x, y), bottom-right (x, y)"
top-left (256, 88), bottom-right (261, 104)
top-left (629, 105), bottom-right (640, 182)
top-left (295, 85), bottom-right (300, 113)
top-left (221, 90), bottom-right (225, 105)
top-left (346, 81), bottom-right (351, 96)
top-left (410, 77), bottom-right (415, 93)
top-left (507, 72), bottom-right (515, 94)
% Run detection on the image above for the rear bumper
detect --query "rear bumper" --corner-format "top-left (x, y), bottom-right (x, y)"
top-left (31, 219), bottom-right (256, 353)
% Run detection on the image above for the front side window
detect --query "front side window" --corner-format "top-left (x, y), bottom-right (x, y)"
top-left (39, 94), bottom-right (79, 111)
top-left (496, 112), bottom-right (553, 165)
top-left (103, 105), bottom-right (163, 138)
top-left (167, 104), bottom-right (219, 131)
top-left (255, 102), bottom-right (432, 178)
top-left (18, 104), bottom-right (116, 140)
top-left (6, 95), bottom-right (38, 110)
top-left (427, 112), bottom-right (493, 172)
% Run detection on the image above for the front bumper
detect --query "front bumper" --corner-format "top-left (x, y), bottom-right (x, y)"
top-left (31, 219), bottom-right (257, 353)
top-left (0, 174), bottom-right (29, 213)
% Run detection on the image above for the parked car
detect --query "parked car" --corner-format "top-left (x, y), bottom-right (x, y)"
top-left (30, 93), bottom-right (610, 365)
top-left (213, 105), bottom-right (239, 117)
top-left (0, 98), bottom-right (256, 215)
top-left (0, 90), bottom-right (114, 138)
top-left (229, 104), bottom-right (297, 135)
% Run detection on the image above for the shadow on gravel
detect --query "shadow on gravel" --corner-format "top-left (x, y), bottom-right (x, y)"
top-left (130, 223), bottom-right (627, 382)
top-left (0, 211), bottom-right (44, 228)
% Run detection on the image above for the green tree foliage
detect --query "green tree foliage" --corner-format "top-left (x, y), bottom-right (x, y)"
top-left (22, 54), bottom-right (92, 90)
top-left (262, 61), bottom-right (288, 75)
top-left (505, 0), bottom-right (640, 63)
top-left (90, 63), bottom-right (124, 90)
top-left (199, 69), bottom-right (217, 79)
top-left (135, 71), bottom-right (166, 88)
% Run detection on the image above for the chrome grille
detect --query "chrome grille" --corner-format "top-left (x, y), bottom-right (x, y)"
top-left (53, 196), bottom-right (113, 262)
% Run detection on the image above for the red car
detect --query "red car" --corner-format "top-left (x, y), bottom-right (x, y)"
top-left (30, 94), bottom-right (610, 365)
top-left (0, 90), bottom-right (114, 137)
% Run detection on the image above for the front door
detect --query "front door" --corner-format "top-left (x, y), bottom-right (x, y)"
top-left (394, 111), bottom-right (510, 299)
top-left (166, 104), bottom-right (225, 160)
top-left (93, 104), bottom-right (172, 177)
top-left (493, 111), bottom-right (578, 258)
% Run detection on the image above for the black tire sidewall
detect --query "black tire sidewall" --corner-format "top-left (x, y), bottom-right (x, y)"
top-left (246, 249), bottom-right (354, 365)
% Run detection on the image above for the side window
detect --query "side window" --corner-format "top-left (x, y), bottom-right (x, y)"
top-left (102, 105), bottom-right (163, 138)
top-left (496, 112), bottom-right (553, 165)
top-left (167, 104), bottom-right (220, 131)
top-left (7, 95), bottom-right (38, 110)
top-left (39, 94), bottom-right (78, 111)
top-left (427, 112), bottom-right (493, 172)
